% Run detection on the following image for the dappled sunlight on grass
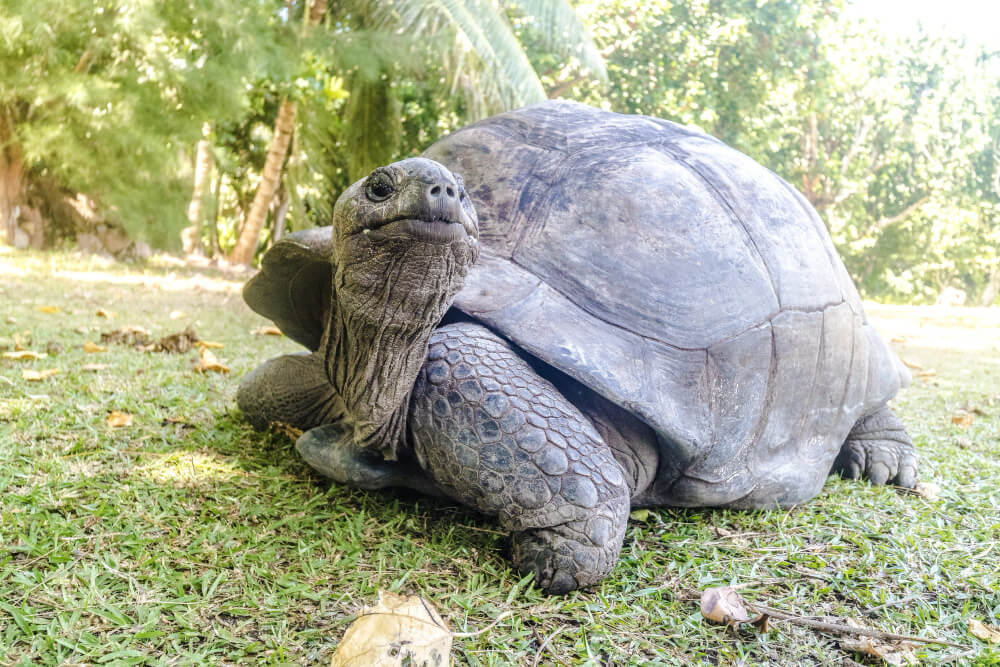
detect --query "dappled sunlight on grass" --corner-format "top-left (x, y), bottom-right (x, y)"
top-left (133, 450), bottom-right (252, 488)
top-left (867, 302), bottom-right (1000, 354)
top-left (52, 268), bottom-right (244, 295)
top-left (1, 249), bottom-right (246, 295)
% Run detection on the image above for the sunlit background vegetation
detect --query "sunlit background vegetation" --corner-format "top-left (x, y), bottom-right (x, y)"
top-left (1, 0), bottom-right (998, 304)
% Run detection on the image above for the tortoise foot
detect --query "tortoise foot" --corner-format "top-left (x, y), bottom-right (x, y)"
top-left (297, 424), bottom-right (396, 489)
top-left (833, 406), bottom-right (917, 488)
top-left (512, 507), bottom-right (627, 594)
top-left (297, 424), bottom-right (444, 496)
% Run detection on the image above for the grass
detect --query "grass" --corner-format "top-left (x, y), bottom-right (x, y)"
top-left (1, 248), bottom-right (999, 665)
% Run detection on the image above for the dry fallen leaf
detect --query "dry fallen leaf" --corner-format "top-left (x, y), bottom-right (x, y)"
top-left (107, 411), bottom-right (134, 428)
top-left (169, 310), bottom-right (186, 320)
top-left (252, 325), bottom-right (283, 336)
top-left (912, 481), bottom-right (940, 500)
top-left (195, 348), bottom-right (230, 374)
top-left (970, 619), bottom-right (1000, 643)
top-left (630, 509), bottom-right (650, 522)
top-left (101, 325), bottom-right (153, 348)
top-left (330, 591), bottom-right (452, 667)
top-left (95, 308), bottom-right (115, 318)
top-left (149, 328), bottom-right (199, 354)
top-left (700, 586), bottom-right (767, 630)
top-left (81, 364), bottom-right (110, 372)
top-left (83, 341), bottom-right (106, 353)
top-left (3, 350), bottom-right (46, 361)
top-left (951, 412), bottom-right (973, 428)
top-left (890, 335), bottom-right (907, 344)
top-left (841, 634), bottom-right (918, 666)
top-left (197, 340), bottom-right (225, 349)
top-left (36, 305), bottom-right (61, 314)
top-left (915, 369), bottom-right (936, 379)
top-left (900, 358), bottom-right (922, 370)
top-left (13, 333), bottom-right (25, 351)
top-left (23, 368), bottom-right (60, 381)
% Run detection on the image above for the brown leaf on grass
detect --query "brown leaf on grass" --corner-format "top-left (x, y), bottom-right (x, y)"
top-left (951, 412), bottom-right (973, 428)
top-left (841, 634), bottom-right (918, 665)
top-left (700, 586), bottom-right (767, 630)
top-left (83, 341), bottom-right (106, 353)
top-left (195, 348), bottom-right (229, 374)
top-left (197, 340), bottom-right (225, 349)
top-left (102, 326), bottom-right (202, 354)
top-left (169, 310), bottom-right (186, 320)
top-left (23, 368), bottom-right (60, 381)
top-left (13, 333), bottom-right (28, 350)
top-left (329, 591), bottom-right (452, 667)
top-left (251, 325), bottom-right (283, 336)
top-left (95, 308), bottom-right (115, 319)
top-left (912, 481), bottom-right (940, 500)
top-left (915, 369), bottom-right (936, 379)
top-left (148, 328), bottom-right (200, 354)
top-left (36, 305), bottom-right (61, 314)
top-left (890, 335), bottom-right (907, 344)
top-left (107, 411), bottom-right (133, 428)
top-left (3, 350), bottom-right (46, 361)
top-left (81, 363), bottom-right (110, 372)
top-left (970, 619), bottom-right (1000, 643)
top-left (102, 325), bottom-right (152, 348)
top-left (900, 358), bottom-right (923, 370)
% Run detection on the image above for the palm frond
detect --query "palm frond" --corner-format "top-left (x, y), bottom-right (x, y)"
top-left (371, 0), bottom-right (547, 113)
top-left (509, 0), bottom-right (607, 81)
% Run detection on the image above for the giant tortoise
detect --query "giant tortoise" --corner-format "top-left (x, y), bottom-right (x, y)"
top-left (237, 100), bottom-right (916, 593)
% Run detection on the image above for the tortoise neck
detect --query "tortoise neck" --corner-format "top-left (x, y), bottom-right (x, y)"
top-left (323, 257), bottom-right (465, 460)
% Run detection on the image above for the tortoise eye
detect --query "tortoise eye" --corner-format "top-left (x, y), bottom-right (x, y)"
top-left (365, 170), bottom-right (394, 202)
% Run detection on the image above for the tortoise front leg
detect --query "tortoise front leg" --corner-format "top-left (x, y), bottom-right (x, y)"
top-left (239, 353), bottom-right (441, 495)
top-left (410, 323), bottom-right (630, 594)
top-left (296, 424), bottom-right (444, 497)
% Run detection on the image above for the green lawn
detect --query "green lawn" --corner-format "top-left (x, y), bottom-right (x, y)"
top-left (1, 249), bottom-right (998, 665)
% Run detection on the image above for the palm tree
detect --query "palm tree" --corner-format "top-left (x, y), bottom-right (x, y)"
top-left (226, 0), bottom-right (605, 266)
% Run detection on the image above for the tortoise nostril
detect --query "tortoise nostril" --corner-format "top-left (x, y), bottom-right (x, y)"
top-left (446, 186), bottom-right (455, 198)
top-left (430, 185), bottom-right (441, 196)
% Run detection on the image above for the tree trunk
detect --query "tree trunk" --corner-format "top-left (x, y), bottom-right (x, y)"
top-left (226, 0), bottom-right (327, 266)
top-left (0, 111), bottom-right (24, 247)
top-left (182, 122), bottom-right (213, 255)
top-left (228, 99), bottom-right (297, 265)
top-left (210, 170), bottom-right (223, 257)
top-left (271, 183), bottom-right (290, 245)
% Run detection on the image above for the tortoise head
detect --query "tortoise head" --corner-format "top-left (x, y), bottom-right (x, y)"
top-left (331, 157), bottom-right (479, 327)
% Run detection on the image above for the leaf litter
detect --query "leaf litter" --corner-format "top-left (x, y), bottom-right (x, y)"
top-left (329, 590), bottom-right (451, 667)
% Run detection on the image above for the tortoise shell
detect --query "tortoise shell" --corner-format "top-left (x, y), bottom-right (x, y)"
top-left (423, 100), bottom-right (908, 506)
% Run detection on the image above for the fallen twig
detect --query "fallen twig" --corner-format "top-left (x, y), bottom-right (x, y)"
top-left (452, 610), bottom-right (513, 638)
top-left (747, 603), bottom-right (968, 649)
top-left (531, 624), bottom-right (566, 667)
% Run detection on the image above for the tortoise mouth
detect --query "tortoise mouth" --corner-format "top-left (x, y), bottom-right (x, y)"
top-left (362, 216), bottom-right (474, 244)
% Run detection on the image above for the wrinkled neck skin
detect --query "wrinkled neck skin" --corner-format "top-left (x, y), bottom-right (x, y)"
top-left (322, 239), bottom-right (475, 460)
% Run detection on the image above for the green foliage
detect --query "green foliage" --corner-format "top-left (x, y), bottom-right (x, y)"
top-left (529, 0), bottom-right (999, 303)
top-left (0, 0), bottom-right (297, 248)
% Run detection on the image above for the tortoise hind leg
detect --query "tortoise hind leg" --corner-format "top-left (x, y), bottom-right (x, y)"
top-left (832, 405), bottom-right (917, 487)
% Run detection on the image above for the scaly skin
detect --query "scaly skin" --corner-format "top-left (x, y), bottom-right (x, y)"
top-left (409, 323), bottom-right (630, 593)
top-left (832, 405), bottom-right (917, 487)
